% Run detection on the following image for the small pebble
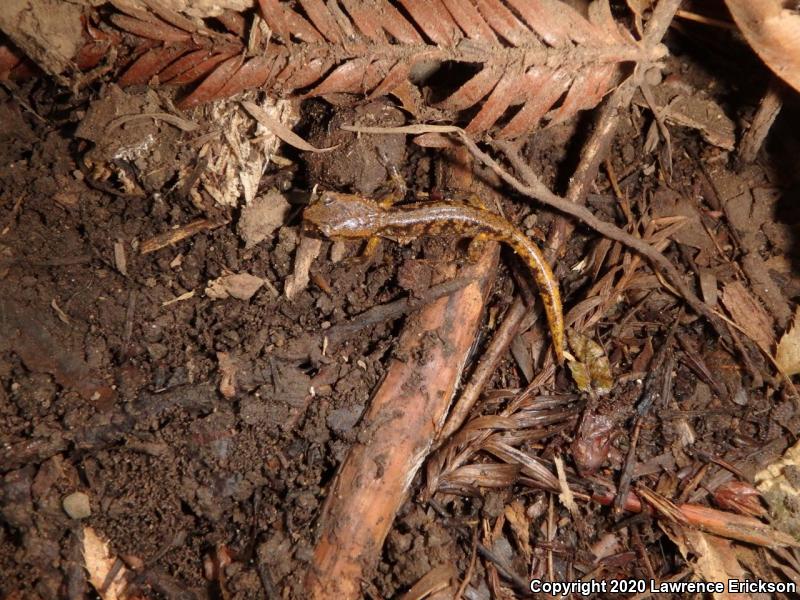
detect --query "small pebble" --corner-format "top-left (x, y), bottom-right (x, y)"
top-left (63, 492), bottom-right (91, 519)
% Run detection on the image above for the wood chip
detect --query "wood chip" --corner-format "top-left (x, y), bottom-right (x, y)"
top-left (776, 306), bottom-right (800, 376)
top-left (113, 240), bottom-right (127, 276)
top-left (83, 526), bottom-right (130, 600)
top-left (554, 455), bottom-right (578, 516)
top-left (699, 270), bottom-right (718, 306)
top-left (162, 289), bottom-right (195, 306)
top-left (217, 351), bottom-right (237, 399)
top-left (205, 272), bottom-right (265, 300)
top-left (50, 298), bottom-right (70, 324)
top-left (398, 565), bottom-right (456, 600)
top-left (284, 235), bottom-right (322, 300)
top-left (242, 100), bottom-right (336, 152)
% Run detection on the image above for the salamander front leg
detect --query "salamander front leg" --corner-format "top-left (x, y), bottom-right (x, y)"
top-left (462, 194), bottom-right (492, 211)
top-left (376, 152), bottom-right (408, 208)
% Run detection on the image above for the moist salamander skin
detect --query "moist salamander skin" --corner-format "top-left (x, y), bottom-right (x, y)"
top-left (304, 191), bottom-right (565, 363)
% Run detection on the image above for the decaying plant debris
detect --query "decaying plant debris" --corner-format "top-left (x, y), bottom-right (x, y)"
top-left (3, 0), bottom-right (667, 137)
top-left (2, 0), bottom-right (800, 599)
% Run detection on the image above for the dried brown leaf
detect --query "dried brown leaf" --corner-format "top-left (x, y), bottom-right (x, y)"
top-left (439, 463), bottom-right (520, 490)
top-left (205, 272), bottom-right (265, 300)
top-left (720, 281), bottom-right (775, 352)
top-left (724, 0), bottom-right (800, 93)
top-left (566, 330), bottom-right (612, 394)
top-left (661, 526), bottom-right (749, 600)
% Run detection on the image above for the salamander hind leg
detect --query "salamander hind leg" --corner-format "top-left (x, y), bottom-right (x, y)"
top-left (337, 237), bottom-right (383, 266)
top-left (362, 236), bottom-right (383, 259)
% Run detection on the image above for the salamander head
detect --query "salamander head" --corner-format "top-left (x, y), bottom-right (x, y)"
top-left (303, 191), bottom-right (383, 238)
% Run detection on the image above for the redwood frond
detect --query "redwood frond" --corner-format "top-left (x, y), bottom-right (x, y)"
top-left (103, 0), bottom-right (664, 137)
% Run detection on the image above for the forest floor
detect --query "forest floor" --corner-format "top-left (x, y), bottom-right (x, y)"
top-left (2, 3), bottom-right (800, 599)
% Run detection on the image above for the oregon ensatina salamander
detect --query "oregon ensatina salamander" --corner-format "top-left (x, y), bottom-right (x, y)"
top-left (304, 191), bottom-right (565, 362)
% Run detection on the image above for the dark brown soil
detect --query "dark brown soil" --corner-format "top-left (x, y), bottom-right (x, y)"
top-left (2, 18), bottom-right (800, 600)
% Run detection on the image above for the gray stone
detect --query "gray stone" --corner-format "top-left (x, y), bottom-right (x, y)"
top-left (62, 492), bottom-right (91, 519)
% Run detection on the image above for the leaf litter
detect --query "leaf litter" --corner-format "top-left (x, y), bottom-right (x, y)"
top-left (1, 1), bottom-right (800, 598)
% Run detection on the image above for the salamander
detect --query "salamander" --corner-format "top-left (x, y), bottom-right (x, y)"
top-left (304, 191), bottom-right (565, 363)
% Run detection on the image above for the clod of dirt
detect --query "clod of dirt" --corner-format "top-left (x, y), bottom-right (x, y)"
top-left (0, 298), bottom-right (115, 407)
top-left (305, 100), bottom-right (406, 196)
top-left (62, 491), bottom-right (90, 519)
top-left (0, 101), bottom-right (35, 146)
top-left (326, 405), bottom-right (363, 437)
top-left (237, 189), bottom-right (291, 248)
top-left (75, 85), bottom-right (184, 193)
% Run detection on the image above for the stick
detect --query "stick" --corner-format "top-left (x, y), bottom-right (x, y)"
top-left (305, 147), bottom-right (500, 598)
top-left (306, 251), bottom-right (497, 598)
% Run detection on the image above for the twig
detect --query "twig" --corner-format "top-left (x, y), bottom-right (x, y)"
top-left (454, 527), bottom-right (479, 600)
top-left (435, 295), bottom-right (527, 447)
top-left (1, 195), bottom-right (25, 237)
top-left (615, 319), bottom-right (679, 514)
top-left (139, 218), bottom-right (222, 254)
top-left (480, 138), bottom-right (729, 343)
top-left (737, 77), bottom-right (784, 165)
top-left (306, 220), bottom-right (499, 599)
top-left (325, 275), bottom-right (476, 350)
top-left (675, 9), bottom-right (736, 30)
top-left (428, 500), bottom-right (532, 597)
